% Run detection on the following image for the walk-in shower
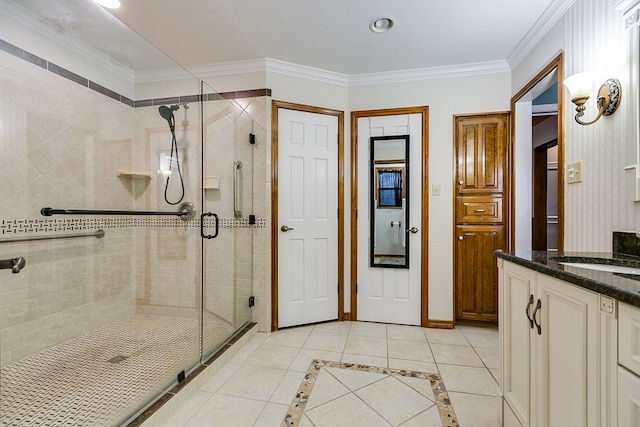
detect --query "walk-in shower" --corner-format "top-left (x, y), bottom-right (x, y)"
top-left (0, 1), bottom-right (267, 425)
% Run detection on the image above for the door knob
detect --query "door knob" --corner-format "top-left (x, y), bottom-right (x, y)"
top-left (409, 227), bottom-right (419, 234)
top-left (458, 236), bottom-right (464, 240)
top-left (281, 225), bottom-right (294, 232)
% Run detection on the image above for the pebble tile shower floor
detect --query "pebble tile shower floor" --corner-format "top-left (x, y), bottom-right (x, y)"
top-left (0, 314), bottom-right (238, 426)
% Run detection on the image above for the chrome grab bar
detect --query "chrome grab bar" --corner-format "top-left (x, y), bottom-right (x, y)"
top-left (0, 229), bottom-right (105, 244)
top-left (0, 256), bottom-right (26, 273)
top-left (234, 161), bottom-right (243, 218)
top-left (40, 202), bottom-right (196, 221)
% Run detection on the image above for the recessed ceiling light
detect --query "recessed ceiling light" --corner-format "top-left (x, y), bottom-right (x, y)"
top-left (93, 0), bottom-right (121, 9)
top-left (370, 16), bottom-right (395, 33)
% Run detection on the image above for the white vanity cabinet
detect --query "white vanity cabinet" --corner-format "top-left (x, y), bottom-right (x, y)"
top-left (618, 302), bottom-right (640, 426)
top-left (498, 259), bottom-right (617, 427)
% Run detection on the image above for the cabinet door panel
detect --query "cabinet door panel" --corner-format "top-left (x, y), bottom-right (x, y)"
top-left (500, 262), bottom-right (534, 427)
top-left (455, 115), bottom-right (507, 195)
top-left (619, 302), bottom-right (640, 377)
top-left (535, 275), bottom-right (599, 427)
top-left (618, 366), bottom-right (640, 427)
top-left (456, 196), bottom-right (503, 224)
top-left (456, 225), bottom-right (504, 321)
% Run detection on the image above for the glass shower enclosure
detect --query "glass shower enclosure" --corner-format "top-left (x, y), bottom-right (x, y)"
top-left (0, 0), bottom-right (263, 425)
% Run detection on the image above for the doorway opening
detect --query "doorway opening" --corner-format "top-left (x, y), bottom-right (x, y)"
top-left (510, 53), bottom-right (565, 252)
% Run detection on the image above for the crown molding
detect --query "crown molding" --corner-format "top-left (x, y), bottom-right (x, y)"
top-left (615, 0), bottom-right (640, 14)
top-left (134, 67), bottom-right (197, 84)
top-left (507, 0), bottom-right (577, 69)
top-left (188, 58), bottom-right (350, 85)
top-left (188, 57), bottom-right (511, 87)
top-left (348, 60), bottom-right (511, 86)
top-left (187, 58), bottom-right (269, 77)
top-left (265, 58), bottom-right (350, 85)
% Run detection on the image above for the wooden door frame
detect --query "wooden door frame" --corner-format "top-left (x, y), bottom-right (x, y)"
top-left (509, 52), bottom-right (565, 252)
top-left (350, 106), bottom-right (430, 327)
top-left (270, 100), bottom-right (345, 332)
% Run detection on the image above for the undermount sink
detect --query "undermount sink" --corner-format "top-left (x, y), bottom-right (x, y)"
top-left (559, 262), bottom-right (640, 275)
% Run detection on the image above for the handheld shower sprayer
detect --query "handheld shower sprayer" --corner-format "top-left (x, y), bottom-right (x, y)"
top-left (158, 104), bottom-right (185, 205)
top-left (158, 104), bottom-right (179, 131)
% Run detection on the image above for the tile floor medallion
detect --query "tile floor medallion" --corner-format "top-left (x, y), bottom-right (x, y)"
top-left (0, 314), bottom-right (240, 426)
top-left (283, 359), bottom-right (458, 427)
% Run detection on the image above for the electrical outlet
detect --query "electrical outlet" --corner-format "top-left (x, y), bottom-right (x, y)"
top-left (432, 184), bottom-right (441, 196)
top-left (567, 161), bottom-right (582, 184)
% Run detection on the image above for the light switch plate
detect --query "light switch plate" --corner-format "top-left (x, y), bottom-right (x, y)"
top-left (432, 184), bottom-right (441, 196)
top-left (567, 161), bottom-right (582, 184)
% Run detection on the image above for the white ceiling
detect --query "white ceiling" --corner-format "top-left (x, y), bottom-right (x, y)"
top-left (4, 0), bottom-right (576, 82)
top-left (107, 0), bottom-right (574, 77)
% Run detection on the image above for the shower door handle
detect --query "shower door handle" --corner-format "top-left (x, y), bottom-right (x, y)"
top-left (234, 161), bottom-right (242, 218)
top-left (200, 212), bottom-right (219, 239)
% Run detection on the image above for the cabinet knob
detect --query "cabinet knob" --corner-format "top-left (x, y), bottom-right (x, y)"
top-left (458, 236), bottom-right (464, 240)
top-left (458, 180), bottom-right (464, 185)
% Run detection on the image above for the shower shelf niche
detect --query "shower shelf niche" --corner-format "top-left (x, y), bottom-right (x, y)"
top-left (117, 170), bottom-right (152, 179)
top-left (203, 176), bottom-right (220, 190)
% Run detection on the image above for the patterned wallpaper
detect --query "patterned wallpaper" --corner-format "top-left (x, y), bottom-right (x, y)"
top-left (564, 0), bottom-right (640, 251)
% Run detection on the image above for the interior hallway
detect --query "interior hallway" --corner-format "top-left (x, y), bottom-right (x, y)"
top-left (158, 321), bottom-right (500, 426)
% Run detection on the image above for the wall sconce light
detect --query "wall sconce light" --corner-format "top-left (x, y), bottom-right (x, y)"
top-left (563, 72), bottom-right (621, 125)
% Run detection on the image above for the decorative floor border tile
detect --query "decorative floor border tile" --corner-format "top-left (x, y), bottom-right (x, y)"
top-left (283, 359), bottom-right (459, 427)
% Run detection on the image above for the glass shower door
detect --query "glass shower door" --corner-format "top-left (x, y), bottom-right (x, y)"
top-left (200, 83), bottom-right (259, 360)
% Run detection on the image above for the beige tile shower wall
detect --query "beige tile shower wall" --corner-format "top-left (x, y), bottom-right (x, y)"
top-left (564, 0), bottom-right (640, 251)
top-left (0, 49), bottom-right (142, 366)
top-left (127, 102), bottom-right (203, 320)
top-left (0, 230), bottom-right (136, 367)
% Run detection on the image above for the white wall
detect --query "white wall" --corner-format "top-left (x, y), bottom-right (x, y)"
top-left (350, 73), bottom-right (511, 321)
top-left (514, 101), bottom-right (534, 251)
top-left (227, 69), bottom-right (510, 322)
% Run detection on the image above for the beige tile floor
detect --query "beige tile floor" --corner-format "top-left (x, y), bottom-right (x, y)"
top-left (161, 321), bottom-right (500, 427)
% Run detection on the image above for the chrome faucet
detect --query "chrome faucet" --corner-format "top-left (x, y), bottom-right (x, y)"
top-left (0, 256), bottom-right (26, 273)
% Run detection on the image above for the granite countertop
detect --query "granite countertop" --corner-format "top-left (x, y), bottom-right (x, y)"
top-left (494, 250), bottom-right (640, 308)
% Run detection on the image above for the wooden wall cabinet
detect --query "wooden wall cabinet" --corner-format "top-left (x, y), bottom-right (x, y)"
top-left (454, 113), bottom-right (508, 322)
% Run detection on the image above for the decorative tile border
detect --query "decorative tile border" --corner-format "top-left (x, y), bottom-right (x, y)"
top-left (283, 359), bottom-right (459, 427)
top-left (0, 38), bottom-right (271, 107)
top-left (0, 216), bottom-right (267, 235)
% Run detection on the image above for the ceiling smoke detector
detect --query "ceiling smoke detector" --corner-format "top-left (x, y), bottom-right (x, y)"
top-left (370, 16), bottom-right (395, 33)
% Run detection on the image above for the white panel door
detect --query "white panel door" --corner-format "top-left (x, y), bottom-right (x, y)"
top-left (357, 114), bottom-right (422, 325)
top-left (278, 108), bottom-right (338, 328)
